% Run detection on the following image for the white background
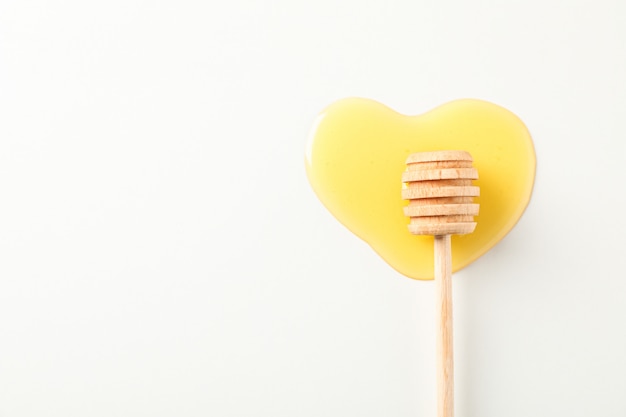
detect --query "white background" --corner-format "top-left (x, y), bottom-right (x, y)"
top-left (1, 1), bottom-right (625, 416)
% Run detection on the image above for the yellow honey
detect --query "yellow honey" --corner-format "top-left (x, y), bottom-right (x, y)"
top-left (305, 98), bottom-right (535, 280)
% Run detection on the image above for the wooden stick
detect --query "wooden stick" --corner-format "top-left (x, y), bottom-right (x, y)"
top-left (435, 234), bottom-right (453, 417)
top-left (401, 150), bottom-right (479, 417)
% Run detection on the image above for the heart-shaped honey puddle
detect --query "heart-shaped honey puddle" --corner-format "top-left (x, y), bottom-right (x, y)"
top-left (305, 98), bottom-right (535, 280)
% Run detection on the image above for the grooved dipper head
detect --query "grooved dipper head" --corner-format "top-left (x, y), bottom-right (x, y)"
top-left (402, 150), bottom-right (479, 236)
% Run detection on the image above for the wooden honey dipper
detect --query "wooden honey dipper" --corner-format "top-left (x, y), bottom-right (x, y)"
top-left (401, 150), bottom-right (479, 417)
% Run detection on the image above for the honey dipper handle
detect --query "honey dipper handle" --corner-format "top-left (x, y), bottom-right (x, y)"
top-left (435, 235), bottom-right (454, 417)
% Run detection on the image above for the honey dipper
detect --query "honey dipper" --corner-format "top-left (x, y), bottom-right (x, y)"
top-left (401, 150), bottom-right (479, 417)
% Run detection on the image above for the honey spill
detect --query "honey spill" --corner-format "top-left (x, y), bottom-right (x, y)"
top-left (305, 98), bottom-right (535, 280)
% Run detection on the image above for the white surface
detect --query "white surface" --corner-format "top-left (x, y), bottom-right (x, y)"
top-left (1, 0), bottom-right (625, 416)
